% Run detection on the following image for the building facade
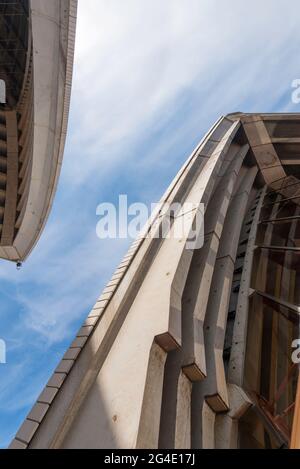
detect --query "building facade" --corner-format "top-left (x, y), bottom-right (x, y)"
top-left (10, 112), bottom-right (300, 449)
top-left (0, 0), bottom-right (77, 262)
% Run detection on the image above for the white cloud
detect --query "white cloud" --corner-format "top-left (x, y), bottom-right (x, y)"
top-left (64, 0), bottom-right (300, 185)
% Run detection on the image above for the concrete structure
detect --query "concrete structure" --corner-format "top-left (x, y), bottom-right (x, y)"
top-left (0, 0), bottom-right (77, 262)
top-left (10, 113), bottom-right (300, 449)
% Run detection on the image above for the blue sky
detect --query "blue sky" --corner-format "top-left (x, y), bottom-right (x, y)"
top-left (0, 0), bottom-right (300, 448)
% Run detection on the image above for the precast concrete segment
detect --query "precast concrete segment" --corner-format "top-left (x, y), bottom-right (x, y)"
top-left (191, 167), bottom-right (258, 447)
top-left (176, 144), bottom-right (251, 421)
top-left (182, 144), bottom-right (250, 382)
top-left (204, 166), bottom-right (258, 412)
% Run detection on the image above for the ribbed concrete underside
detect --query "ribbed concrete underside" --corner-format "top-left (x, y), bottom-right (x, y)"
top-left (10, 112), bottom-right (300, 449)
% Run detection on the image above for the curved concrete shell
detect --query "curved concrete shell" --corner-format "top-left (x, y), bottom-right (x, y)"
top-left (0, 0), bottom-right (77, 261)
top-left (10, 113), bottom-right (300, 449)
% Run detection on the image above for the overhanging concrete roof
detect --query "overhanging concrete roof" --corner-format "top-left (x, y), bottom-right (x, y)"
top-left (0, 0), bottom-right (78, 261)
